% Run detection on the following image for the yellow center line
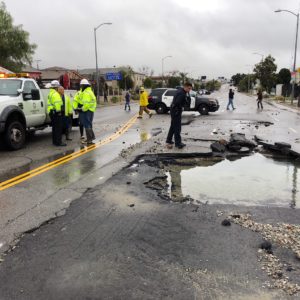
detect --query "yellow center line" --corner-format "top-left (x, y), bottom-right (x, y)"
top-left (0, 115), bottom-right (138, 191)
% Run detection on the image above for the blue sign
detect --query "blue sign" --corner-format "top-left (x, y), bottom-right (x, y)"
top-left (105, 72), bottom-right (122, 81)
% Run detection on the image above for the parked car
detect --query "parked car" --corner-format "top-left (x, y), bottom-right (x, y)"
top-left (147, 88), bottom-right (219, 115)
top-left (198, 89), bottom-right (211, 95)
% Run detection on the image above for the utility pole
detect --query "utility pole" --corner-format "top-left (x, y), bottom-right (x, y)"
top-left (94, 22), bottom-right (112, 103)
top-left (275, 9), bottom-right (299, 104)
top-left (162, 55), bottom-right (172, 87)
top-left (33, 60), bottom-right (41, 70)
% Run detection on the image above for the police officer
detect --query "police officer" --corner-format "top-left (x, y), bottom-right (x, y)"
top-left (47, 80), bottom-right (66, 146)
top-left (80, 79), bottom-right (96, 145)
top-left (166, 82), bottom-right (193, 149)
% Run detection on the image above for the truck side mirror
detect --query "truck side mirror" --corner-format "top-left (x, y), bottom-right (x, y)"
top-left (31, 89), bottom-right (40, 100)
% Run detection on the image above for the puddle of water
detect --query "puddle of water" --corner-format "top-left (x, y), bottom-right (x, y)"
top-left (166, 153), bottom-right (300, 208)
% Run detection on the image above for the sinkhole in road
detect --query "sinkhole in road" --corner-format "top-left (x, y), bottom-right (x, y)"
top-left (154, 153), bottom-right (300, 208)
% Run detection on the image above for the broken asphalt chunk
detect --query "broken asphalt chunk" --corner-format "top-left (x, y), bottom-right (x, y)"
top-left (210, 142), bottom-right (226, 152)
top-left (274, 142), bottom-right (291, 149)
top-left (221, 219), bottom-right (231, 226)
top-left (260, 240), bottom-right (272, 251)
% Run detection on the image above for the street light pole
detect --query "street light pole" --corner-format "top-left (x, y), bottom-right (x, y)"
top-left (252, 52), bottom-right (264, 62)
top-left (94, 22), bottom-right (112, 103)
top-left (161, 55), bottom-right (172, 87)
top-left (275, 9), bottom-right (299, 104)
top-left (245, 64), bottom-right (253, 93)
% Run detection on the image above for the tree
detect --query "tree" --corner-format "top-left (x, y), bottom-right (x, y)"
top-left (153, 81), bottom-right (163, 88)
top-left (168, 76), bottom-right (181, 88)
top-left (205, 80), bottom-right (221, 92)
top-left (179, 72), bottom-right (188, 84)
top-left (231, 73), bottom-right (247, 86)
top-left (253, 55), bottom-right (277, 92)
top-left (143, 77), bottom-right (153, 88)
top-left (194, 82), bottom-right (200, 91)
top-left (238, 74), bottom-right (254, 92)
top-left (117, 70), bottom-right (134, 90)
top-left (277, 68), bottom-right (291, 85)
top-left (0, 2), bottom-right (36, 71)
top-left (139, 65), bottom-right (154, 77)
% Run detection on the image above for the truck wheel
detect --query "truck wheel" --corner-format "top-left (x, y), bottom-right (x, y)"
top-left (198, 104), bottom-right (209, 115)
top-left (156, 103), bottom-right (167, 114)
top-left (5, 120), bottom-right (26, 150)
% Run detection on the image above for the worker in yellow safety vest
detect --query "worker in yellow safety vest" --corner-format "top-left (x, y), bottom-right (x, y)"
top-left (47, 80), bottom-right (66, 146)
top-left (72, 88), bottom-right (85, 141)
top-left (58, 86), bottom-right (73, 141)
top-left (79, 79), bottom-right (96, 145)
top-left (138, 86), bottom-right (152, 119)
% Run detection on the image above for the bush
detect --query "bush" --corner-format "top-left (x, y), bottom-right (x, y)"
top-left (111, 96), bottom-right (120, 103)
top-left (274, 96), bottom-right (285, 101)
top-left (131, 93), bottom-right (139, 100)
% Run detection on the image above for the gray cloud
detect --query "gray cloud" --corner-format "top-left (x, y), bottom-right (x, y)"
top-left (4, 0), bottom-right (300, 78)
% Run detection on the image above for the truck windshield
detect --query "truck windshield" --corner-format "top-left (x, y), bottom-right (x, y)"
top-left (0, 79), bottom-right (22, 96)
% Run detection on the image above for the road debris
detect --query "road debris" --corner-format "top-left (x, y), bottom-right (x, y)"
top-left (228, 213), bottom-right (300, 295)
top-left (221, 219), bottom-right (231, 226)
top-left (210, 133), bottom-right (256, 153)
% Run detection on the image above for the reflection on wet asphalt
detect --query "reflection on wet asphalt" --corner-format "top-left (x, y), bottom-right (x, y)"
top-left (165, 153), bottom-right (300, 208)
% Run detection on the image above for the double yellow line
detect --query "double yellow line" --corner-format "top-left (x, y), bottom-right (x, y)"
top-left (0, 115), bottom-right (138, 192)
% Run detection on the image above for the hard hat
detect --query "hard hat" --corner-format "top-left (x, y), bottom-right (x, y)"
top-left (140, 86), bottom-right (145, 91)
top-left (50, 80), bottom-right (60, 88)
top-left (80, 79), bottom-right (90, 85)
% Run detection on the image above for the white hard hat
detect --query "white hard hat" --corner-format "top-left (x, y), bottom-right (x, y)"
top-left (80, 79), bottom-right (90, 85)
top-left (50, 80), bottom-right (60, 88)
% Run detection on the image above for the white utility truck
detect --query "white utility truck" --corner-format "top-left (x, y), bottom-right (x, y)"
top-left (0, 74), bottom-right (77, 150)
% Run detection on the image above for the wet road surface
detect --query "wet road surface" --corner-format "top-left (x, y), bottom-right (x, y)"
top-left (1, 86), bottom-right (300, 299)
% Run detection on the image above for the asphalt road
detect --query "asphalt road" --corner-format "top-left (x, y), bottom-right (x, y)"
top-left (0, 86), bottom-right (300, 299)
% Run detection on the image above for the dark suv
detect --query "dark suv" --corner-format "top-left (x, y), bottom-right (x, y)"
top-left (147, 88), bottom-right (219, 115)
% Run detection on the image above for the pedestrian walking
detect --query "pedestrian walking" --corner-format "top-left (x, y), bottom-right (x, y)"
top-left (137, 87), bottom-right (152, 118)
top-left (166, 82), bottom-right (193, 149)
top-left (257, 90), bottom-right (263, 109)
top-left (227, 88), bottom-right (235, 110)
top-left (104, 90), bottom-right (108, 102)
top-left (58, 86), bottom-right (73, 141)
top-left (124, 90), bottom-right (131, 111)
top-left (80, 79), bottom-right (97, 145)
top-left (73, 88), bottom-right (85, 141)
top-left (47, 80), bottom-right (66, 146)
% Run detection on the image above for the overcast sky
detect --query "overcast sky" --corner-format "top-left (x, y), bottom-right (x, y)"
top-left (4, 0), bottom-right (300, 79)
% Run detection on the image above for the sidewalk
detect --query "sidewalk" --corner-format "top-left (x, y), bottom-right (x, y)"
top-left (268, 97), bottom-right (300, 113)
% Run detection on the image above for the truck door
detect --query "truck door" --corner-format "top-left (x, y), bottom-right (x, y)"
top-left (22, 81), bottom-right (46, 127)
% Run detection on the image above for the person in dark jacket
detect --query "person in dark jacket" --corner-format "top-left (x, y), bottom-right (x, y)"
top-left (257, 90), bottom-right (263, 109)
top-left (124, 91), bottom-right (131, 111)
top-left (227, 88), bottom-right (235, 110)
top-left (166, 82), bottom-right (193, 149)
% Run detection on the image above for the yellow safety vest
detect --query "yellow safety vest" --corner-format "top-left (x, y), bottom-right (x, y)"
top-left (47, 88), bottom-right (63, 113)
